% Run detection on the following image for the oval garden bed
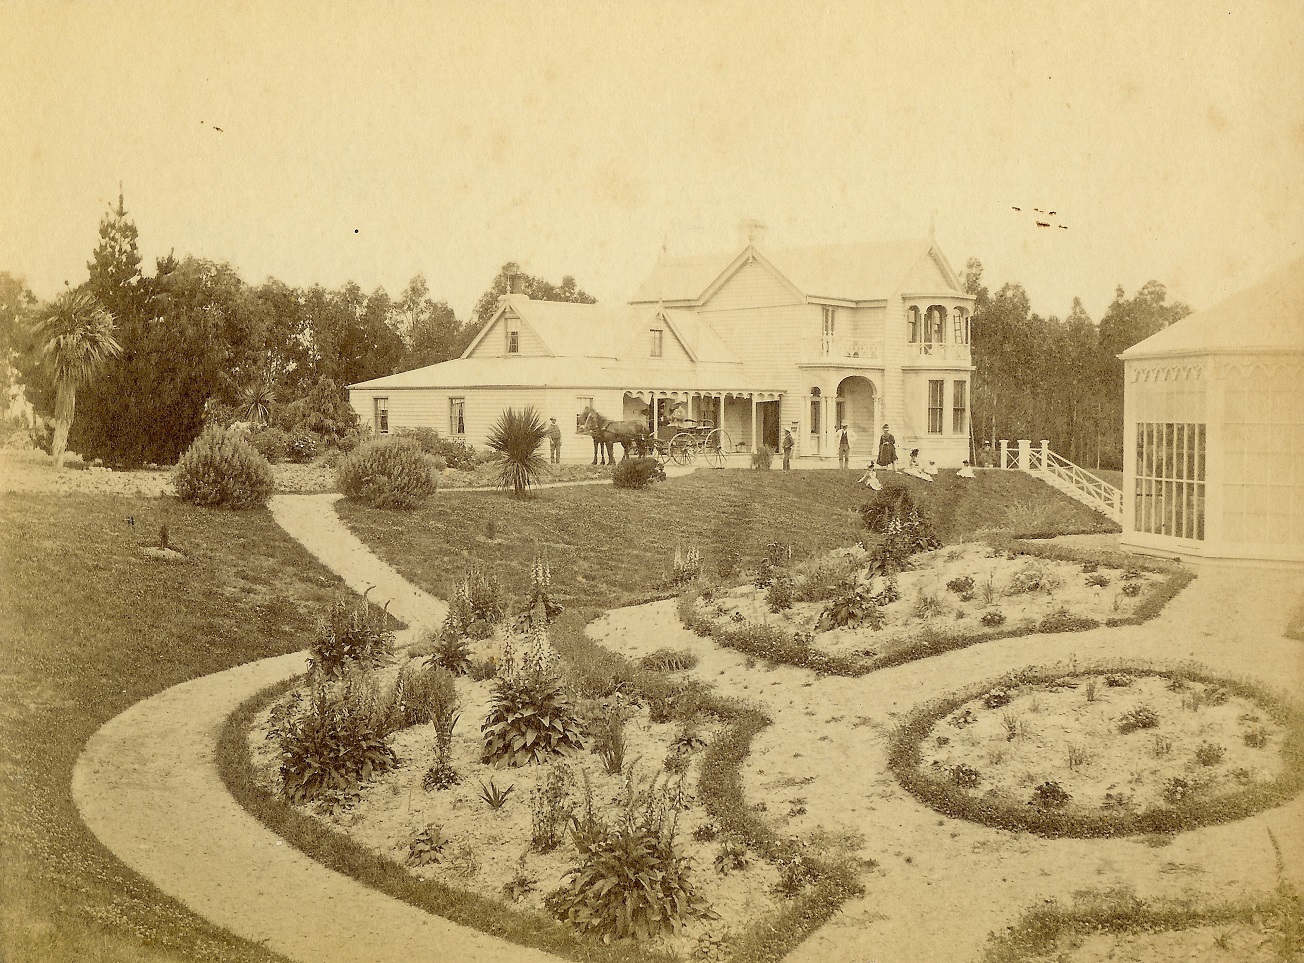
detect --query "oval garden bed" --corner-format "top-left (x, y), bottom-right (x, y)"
top-left (888, 665), bottom-right (1304, 837)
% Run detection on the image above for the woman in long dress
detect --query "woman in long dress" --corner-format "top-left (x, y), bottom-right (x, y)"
top-left (877, 424), bottom-right (897, 471)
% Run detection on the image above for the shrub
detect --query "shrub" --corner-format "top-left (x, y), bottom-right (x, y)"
top-left (1085, 572), bottom-right (1111, 588)
top-left (1122, 582), bottom-right (1143, 598)
top-left (792, 553), bottom-right (860, 603)
top-left (481, 632), bottom-right (585, 768)
top-left (1105, 673), bottom-right (1133, 687)
top-left (766, 572), bottom-right (795, 612)
top-left (613, 456), bottom-right (666, 490)
top-left (442, 568), bottom-right (504, 640)
top-left (750, 447), bottom-right (772, 470)
top-left (548, 779), bottom-right (712, 941)
top-left (308, 595), bottom-right (395, 680)
top-left (285, 431), bottom-right (318, 463)
top-left (337, 437), bottom-right (438, 509)
top-left (1118, 706), bottom-right (1160, 734)
top-left (393, 662), bottom-right (458, 728)
top-left (946, 575), bottom-right (975, 596)
top-left (407, 823), bottom-right (451, 866)
top-left (394, 427), bottom-right (479, 470)
top-left (425, 631), bottom-right (471, 676)
top-left (1162, 777), bottom-right (1195, 805)
top-left (274, 376), bottom-right (359, 445)
top-left (983, 688), bottom-right (1013, 709)
top-left (639, 648), bottom-right (699, 673)
top-left (1031, 781), bottom-right (1071, 809)
top-left (529, 762), bottom-right (574, 853)
top-left (980, 609), bottom-right (1007, 627)
top-left (590, 699), bottom-right (634, 775)
top-left (1038, 607), bottom-right (1100, 633)
top-left (913, 590), bottom-right (945, 621)
top-left (714, 838), bottom-right (750, 874)
top-left (950, 764), bottom-right (981, 788)
top-left (1006, 560), bottom-right (1062, 595)
top-left (692, 823), bottom-right (719, 843)
top-left (1245, 727), bottom-right (1268, 748)
top-left (173, 427), bottom-right (274, 509)
top-left (817, 586), bottom-right (883, 632)
top-left (487, 406), bottom-right (549, 496)
top-left (247, 426), bottom-right (290, 463)
top-left (272, 675), bottom-right (398, 812)
top-left (1195, 742), bottom-right (1225, 766)
top-left (420, 668), bottom-right (462, 790)
top-left (859, 481), bottom-right (921, 533)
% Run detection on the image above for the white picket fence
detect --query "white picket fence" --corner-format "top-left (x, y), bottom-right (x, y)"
top-left (998, 440), bottom-right (1123, 523)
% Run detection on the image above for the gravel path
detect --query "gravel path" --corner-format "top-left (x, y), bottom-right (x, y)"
top-left (71, 487), bottom-right (1304, 963)
top-left (589, 565), bottom-right (1304, 963)
top-left (72, 494), bottom-right (560, 963)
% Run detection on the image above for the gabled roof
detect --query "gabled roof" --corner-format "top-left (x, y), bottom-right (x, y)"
top-left (1121, 255), bottom-right (1304, 359)
top-left (461, 295), bottom-right (633, 360)
top-left (630, 239), bottom-right (967, 304)
top-left (614, 307), bottom-right (742, 365)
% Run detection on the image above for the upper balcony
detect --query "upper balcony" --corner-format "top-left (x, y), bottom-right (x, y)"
top-left (798, 335), bottom-right (882, 366)
top-left (908, 341), bottom-right (971, 362)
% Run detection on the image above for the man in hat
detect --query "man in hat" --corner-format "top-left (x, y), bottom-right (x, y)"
top-left (547, 416), bottom-right (563, 464)
top-left (781, 429), bottom-right (794, 470)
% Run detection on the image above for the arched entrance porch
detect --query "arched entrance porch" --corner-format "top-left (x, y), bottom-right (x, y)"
top-left (836, 375), bottom-right (877, 461)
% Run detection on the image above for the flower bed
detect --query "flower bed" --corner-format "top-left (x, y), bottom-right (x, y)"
top-left (245, 662), bottom-right (780, 956)
top-left (681, 543), bottom-right (1173, 675)
top-left (888, 665), bottom-right (1304, 837)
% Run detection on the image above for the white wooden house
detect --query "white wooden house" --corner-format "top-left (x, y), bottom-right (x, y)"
top-left (348, 228), bottom-right (975, 466)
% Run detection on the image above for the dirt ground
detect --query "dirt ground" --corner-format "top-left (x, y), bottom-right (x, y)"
top-left (695, 543), bottom-right (1162, 662)
top-left (247, 657), bottom-right (775, 958)
top-left (589, 558), bottom-right (1304, 963)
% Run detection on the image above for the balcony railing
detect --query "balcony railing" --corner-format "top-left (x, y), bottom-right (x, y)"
top-left (910, 342), bottom-right (971, 361)
top-left (801, 336), bottom-right (880, 364)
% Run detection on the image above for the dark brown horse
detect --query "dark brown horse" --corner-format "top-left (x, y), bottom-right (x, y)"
top-left (581, 407), bottom-right (648, 464)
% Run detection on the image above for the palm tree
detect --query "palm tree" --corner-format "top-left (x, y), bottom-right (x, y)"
top-left (486, 406), bottom-right (549, 497)
top-left (29, 290), bottom-right (122, 468)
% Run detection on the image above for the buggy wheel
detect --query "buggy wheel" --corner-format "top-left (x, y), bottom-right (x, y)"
top-left (653, 439), bottom-right (672, 465)
top-left (704, 429), bottom-right (731, 469)
top-left (669, 432), bottom-right (697, 465)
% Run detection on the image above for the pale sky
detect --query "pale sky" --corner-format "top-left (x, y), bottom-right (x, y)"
top-left (4, 0), bottom-right (1303, 322)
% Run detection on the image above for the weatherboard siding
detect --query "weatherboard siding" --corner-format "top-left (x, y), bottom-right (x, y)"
top-left (700, 258), bottom-right (803, 313)
top-left (468, 309), bottom-right (548, 359)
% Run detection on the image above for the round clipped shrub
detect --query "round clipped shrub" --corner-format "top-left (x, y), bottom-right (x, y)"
top-left (247, 426), bottom-right (290, 463)
top-left (337, 437), bottom-right (438, 509)
top-left (612, 456), bottom-right (666, 490)
top-left (174, 427), bottom-right (274, 509)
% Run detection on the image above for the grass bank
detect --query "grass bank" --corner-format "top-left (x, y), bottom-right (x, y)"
top-left (0, 494), bottom-right (343, 963)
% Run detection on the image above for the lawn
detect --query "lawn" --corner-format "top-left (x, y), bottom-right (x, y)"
top-left (0, 494), bottom-right (344, 963)
top-left (335, 468), bottom-right (1116, 610)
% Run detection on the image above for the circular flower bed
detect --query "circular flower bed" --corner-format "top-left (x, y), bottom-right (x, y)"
top-left (888, 665), bottom-right (1304, 837)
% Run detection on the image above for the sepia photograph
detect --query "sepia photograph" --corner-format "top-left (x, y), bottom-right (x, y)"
top-left (1, 2), bottom-right (1302, 962)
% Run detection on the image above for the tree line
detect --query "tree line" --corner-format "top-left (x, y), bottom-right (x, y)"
top-left (1, 196), bottom-right (593, 466)
top-left (1, 196), bottom-right (1191, 471)
top-left (964, 259), bottom-right (1191, 470)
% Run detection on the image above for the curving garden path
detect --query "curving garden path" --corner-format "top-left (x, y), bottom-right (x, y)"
top-left (73, 492), bottom-right (1304, 963)
top-left (72, 494), bottom-right (560, 963)
top-left (588, 558), bottom-right (1304, 963)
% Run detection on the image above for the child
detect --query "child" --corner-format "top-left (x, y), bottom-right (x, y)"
top-left (957, 459), bottom-right (976, 479)
top-left (903, 449), bottom-right (933, 482)
top-left (858, 461), bottom-right (882, 490)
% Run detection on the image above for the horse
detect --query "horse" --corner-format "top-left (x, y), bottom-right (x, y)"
top-left (580, 407), bottom-right (649, 464)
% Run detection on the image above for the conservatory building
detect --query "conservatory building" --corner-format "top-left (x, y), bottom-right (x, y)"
top-left (1120, 255), bottom-right (1304, 566)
